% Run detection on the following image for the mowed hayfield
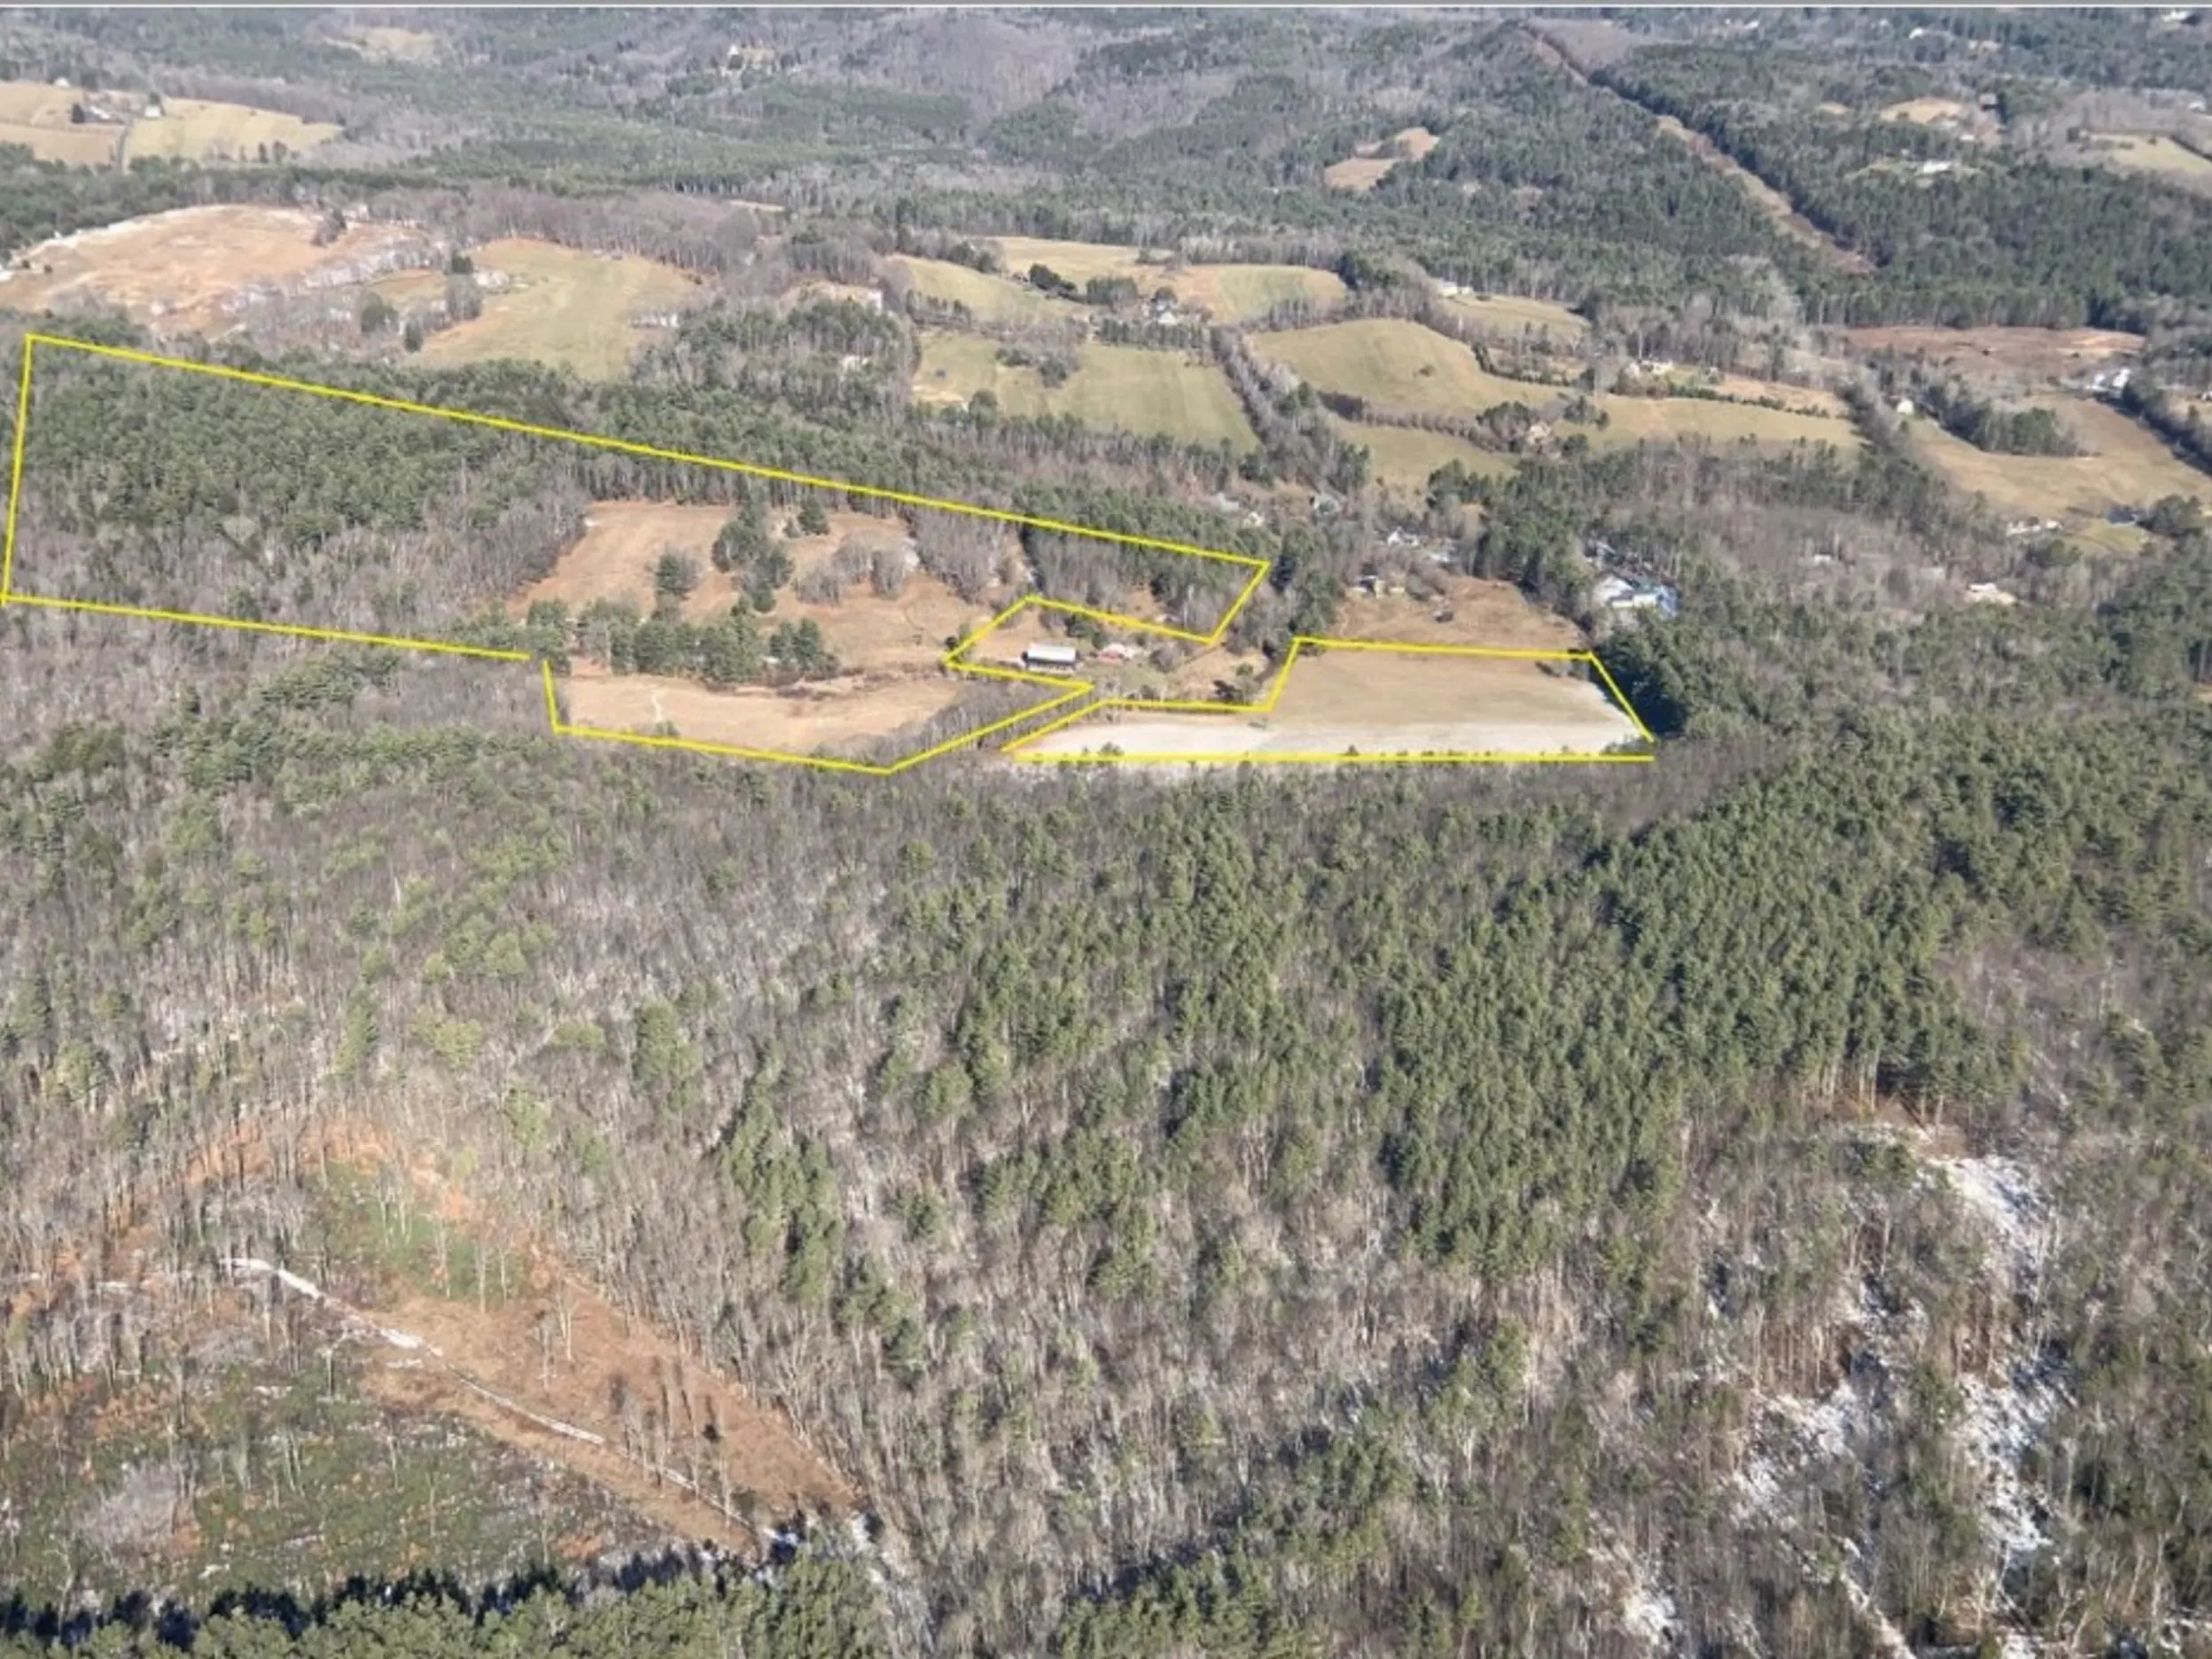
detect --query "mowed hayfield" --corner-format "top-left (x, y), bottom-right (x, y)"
top-left (1019, 650), bottom-right (1640, 762)
top-left (0, 83), bottom-right (338, 166)
top-left (122, 98), bottom-right (340, 163)
top-left (1587, 393), bottom-right (1860, 452)
top-left (1437, 289), bottom-right (1589, 343)
top-left (0, 82), bottom-right (123, 164)
top-left (986, 237), bottom-right (1346, 323)
top-left (914, 331), bottom-right (1258, 449)
top-left (1904, 394), bottom-right (2209, 552)
top-left (0, 205), bottom-right (432, 333)
top-left (1259, 319), bottom-right (1859, 453)
top-left (890, 255), bottom-right (1075, 324)
top-left (1341, 421), bottom-right (1517, 494)
top-left (393, 239), bottom-right (701, 378)
top-left (2083, 132), bottom-right (2212, 182)
top-left (1255, 318), bottom-right (1564, 419)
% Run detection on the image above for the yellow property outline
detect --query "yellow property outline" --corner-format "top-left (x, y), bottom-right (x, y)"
top-left (0, 331), bottom-right (1655, 773)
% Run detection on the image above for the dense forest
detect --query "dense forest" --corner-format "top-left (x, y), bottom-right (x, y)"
top-left (0, 6), bottom-right (2210, 1656)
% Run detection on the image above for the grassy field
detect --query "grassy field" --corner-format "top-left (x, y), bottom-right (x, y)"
top-left (0, 82), bottom-right (124, 165)
top-left (1258, 319), bottom-right (1858, 453)
top-left (2084, 132), bottom-right (2212, 182)
top-left (1437, 290), bottom-right (1589, 343)
top-left (0, 83), bottom-right (338, 166)
top-left (395, 238), bottom-right (701, 378)
top-left (122, 97), bottom-right (340, 163)
top-left (1905, 394), bottom-right (2208, 552)
top-left (1342, 421), bottom-right (1518, 493)
top-left (985, 237), bottom-right (1345, 323)
top-left (1588, 393), bottom-right (1861, 452)
top-left (1255, 318), bottom-right (1562, 419)
top-left (915, 331), bottom-right (1258, 448)
top-left (891, 255), bottom-right (1075, 323)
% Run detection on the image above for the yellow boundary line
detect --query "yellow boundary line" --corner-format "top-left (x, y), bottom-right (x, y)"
top-left (0, 331), bottom-right (1655, 773)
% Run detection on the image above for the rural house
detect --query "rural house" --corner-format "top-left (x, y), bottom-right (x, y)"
top-left (1021, 643), bottom-right (1079, 671)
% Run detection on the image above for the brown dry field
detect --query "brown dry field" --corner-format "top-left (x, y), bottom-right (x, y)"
top-left (1024, 651), bottom-right (1637, 760)
top-left (510, 502), bottom-right (736, 619)
top-left (515, 500), bottom-right (1007, 672)
top-left (1148, 573), bottom-right (1578, 701)
top-left (1846, 324), bottom-right (2143, 383)
top-left (0, 204), bottom-right (431, 332)
top-left (563, 665), bottom-right (972, 757)
top-left (0, 120), bottom-right (121, 167)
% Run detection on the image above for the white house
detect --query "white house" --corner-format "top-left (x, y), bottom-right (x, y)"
top-left (1021, 643), bottom-right (1079, 671)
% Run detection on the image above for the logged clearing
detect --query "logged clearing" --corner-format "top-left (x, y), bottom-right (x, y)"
top-left (122, 97), bottom-right (340, 163)
top-left (564, 666), bottom-right (973, 757)
top-left (892, 254), bottom-right (1074, 323)
top-left (914, 331), bottom-right (1258, 448)
top-left (2084, 132), bottom-right (2212, 181)
top-left (1906, 395), bottom-right (2208, 548)
top-left (1846, 324), bottom-right (2143, 383)
top-left (1344, 421), bottom-right (1517, 492)
top-left (397, 238), bottom-right (701, 378)
top-left (985, 237), bottom-right (1345, 323)
top-left (1024, 651), bottom-right (1638, 761)
top-left (364, 1270), bottom-right (853, 1546)
top-left (1323, 125), bottom-right (1439, 191)
top-left (0, 204), bottom-right (431, 332)
top-left (1437, 289), bottom-right (1589, 342)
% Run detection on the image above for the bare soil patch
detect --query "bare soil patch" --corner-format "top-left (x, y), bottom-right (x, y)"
top-left (1025, 652), bottom-right (1637, 761)
top-left (563, 665), bottom-right (973, 757)
top-left (1, 205), bottom-right (432, 334)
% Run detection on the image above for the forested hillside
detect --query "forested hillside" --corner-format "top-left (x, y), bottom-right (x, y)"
top-left (0, 7), bottom-right (2210, 1657)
